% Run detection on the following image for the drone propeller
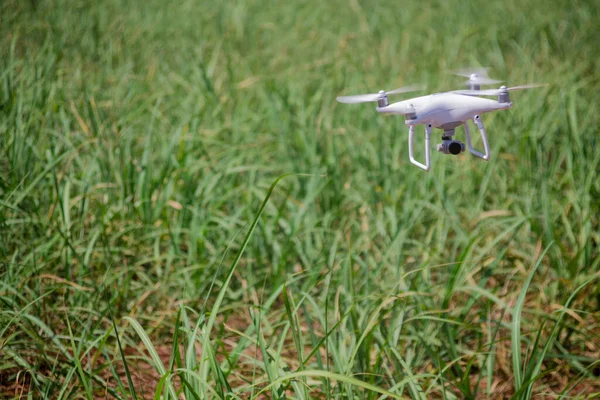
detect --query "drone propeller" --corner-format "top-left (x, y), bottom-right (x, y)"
top-left (454, 83), bottom-right (547, 96)
top-left (452, 67), bottom-right (502, 86)
top-left (336, 84), bottom-right (424, 104)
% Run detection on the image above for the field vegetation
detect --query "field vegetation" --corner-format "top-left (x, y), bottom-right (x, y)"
top-left (1, 0), bottom-right (599, 398)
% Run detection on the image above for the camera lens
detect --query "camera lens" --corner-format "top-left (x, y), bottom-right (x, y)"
top-left (448, 141), bottom-right (462, 155)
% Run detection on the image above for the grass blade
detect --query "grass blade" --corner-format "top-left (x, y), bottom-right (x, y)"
top-left (109, 306), bottom-right (138, 400)
top-left (511, 242), bottom-right (553, 394)
top-left (123, 317), bottom-right (178, 399)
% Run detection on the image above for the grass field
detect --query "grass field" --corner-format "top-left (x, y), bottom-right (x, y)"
top-left (1, 0), bottom-right (599, 398)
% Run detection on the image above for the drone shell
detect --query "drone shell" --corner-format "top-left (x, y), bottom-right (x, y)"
top-left (376, 92), bottom-right (512, 130)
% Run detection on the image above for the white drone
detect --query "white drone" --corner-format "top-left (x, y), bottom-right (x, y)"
top-left (336, 68), bottom-right (545, 171)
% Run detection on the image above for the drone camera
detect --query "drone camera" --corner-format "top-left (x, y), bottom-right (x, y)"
top-left (437, 140), bottom-right (465, 155)
top-left (448, 141), bottom-right (464, 155)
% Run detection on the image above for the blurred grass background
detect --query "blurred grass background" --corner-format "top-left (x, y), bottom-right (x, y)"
top-left (1, 0), bottom-right (599, 398)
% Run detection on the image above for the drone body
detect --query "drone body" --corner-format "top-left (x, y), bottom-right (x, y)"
top-left (377, 92), bottom-right (512, 128)
top-left (336, 70), bottom-right (543, 171)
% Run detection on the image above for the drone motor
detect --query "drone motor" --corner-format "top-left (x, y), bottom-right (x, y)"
top-left (377, 91), bottom-right (389, 107)
top-left (498, 86), bottom-right (510, 103)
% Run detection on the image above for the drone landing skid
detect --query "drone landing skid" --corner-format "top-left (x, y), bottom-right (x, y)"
top-left (464, 115), bottom-right (490, 160)
top-left (408, 124), bottom-right (431, 171)
top-left (407, 115), bottom-right (490, 171)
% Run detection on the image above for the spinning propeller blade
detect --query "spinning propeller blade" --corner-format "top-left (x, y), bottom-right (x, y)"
top-left (452, 67), bottom-right (491, 78)
top-left (336, 93), bottom-right (382, 104)
top-left (504, 83), bottom-right (548, 91)
top-left (454, 83), bottom-right (547, 96)
top-left (452, 67), bottom-right (502, 86)
top-left (336, 84), bottom-right (424, 104)
top-left (385, 84), bottom-right (426, 95)
top-left (465, 76), bottom-right (503, 85)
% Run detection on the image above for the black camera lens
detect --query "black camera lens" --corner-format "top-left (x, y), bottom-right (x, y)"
top-left (448, 141), bottom-right (462, 155)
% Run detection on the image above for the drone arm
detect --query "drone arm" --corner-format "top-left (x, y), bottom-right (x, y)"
top-left (464, 115), bottom-right (490, 160)
top-left (408, 124), bottom-right (431, 171)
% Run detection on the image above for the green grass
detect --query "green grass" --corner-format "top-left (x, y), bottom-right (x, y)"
top-left (1, 0), bottom-right (599, 398)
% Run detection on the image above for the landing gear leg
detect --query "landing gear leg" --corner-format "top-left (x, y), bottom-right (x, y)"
top-left (408, 124), bottom-right (431, 171)
top-left (464, 115), bottom-right (490, 160)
